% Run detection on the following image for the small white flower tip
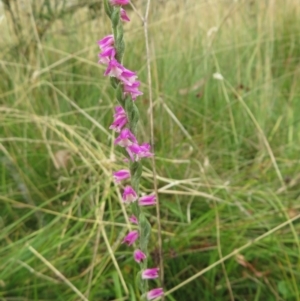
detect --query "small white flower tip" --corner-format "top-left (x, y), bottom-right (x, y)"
top-left (213, 72), bottom-right (224, 81)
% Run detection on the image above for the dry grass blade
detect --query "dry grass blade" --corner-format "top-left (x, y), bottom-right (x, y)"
top-left (27, 245), bottom-right (89, 301)
top-left (143, 0), bottom-right (165, 291)
top-left (159, 213), bottom-right (300, 299)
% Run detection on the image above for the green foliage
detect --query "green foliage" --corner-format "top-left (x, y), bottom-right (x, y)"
top-left (1, 0), bottom-right (300, 300)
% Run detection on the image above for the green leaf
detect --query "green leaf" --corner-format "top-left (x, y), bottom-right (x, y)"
top-left (103, 0), bottom-right (112, 18)
top-left (130, 161), bottom-right (142, 191)
top-left (139, 212), bottom-right (151, 252)
top-left (278, 281), bottom-right (292, 298)
top-left (111, 7), bottom-right (120, 28)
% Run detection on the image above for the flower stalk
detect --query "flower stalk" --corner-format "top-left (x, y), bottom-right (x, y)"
top-left (99, 0), bottom-right (163, 300)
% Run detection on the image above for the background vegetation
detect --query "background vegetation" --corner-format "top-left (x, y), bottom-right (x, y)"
top-left (1, 0), bottom-right (300, 300)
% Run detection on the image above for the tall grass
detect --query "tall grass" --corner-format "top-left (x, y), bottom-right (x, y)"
top-left (1, 0), bottom-right (300, 300)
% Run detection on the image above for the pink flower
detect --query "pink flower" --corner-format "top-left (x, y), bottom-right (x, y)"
top-left (129, 215), bottom-right (138, 224)
top-left (139, 194), bottom-right (156, 206)
top-left (120, 8), bottom-right (130, 22)
top-left (118, 68), bottom-right (137, 86)
top-left (109, 106), bottom-right (128, 132)
top-left (113, 169), bottom-right (130, 183)
top-left (126, 142), bottom-right (153, 161)
top-left (123, 230), bottom-right (139, 246)
top-left (115, 128), bottom-right (138, 147)
top-left (138, 143), bottom-right (153, 158)
top-left (122, 186), bottom-right (137, 203)
top-left (109, 114), bottom-right (127, 132)
top-left (98, 35), bottom-right (114, 51)
top-left (134, 249), bottom-right (146, 263)
top-left (98, 46), bottom-right (116, 64)
top-left (114, 105), bottom-right (125, 115)
top-left (142, 268), bottom-right (159, 279)
top-left (105, 59), bottom-right (138, 86)
top-left (146, 288), bottom-right (164, 300)
top-left (124, 81), bottom-right (143, 100)
top-left (104, 59), bottom-right (125, 78)
top-left (110, 0), bottom-right (130, 5)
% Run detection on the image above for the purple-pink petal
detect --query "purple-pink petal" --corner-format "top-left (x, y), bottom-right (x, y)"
top-left (142, 268), bottom-right (159, 279)
top-left (129, 215), bottom-right (138, 224)
top-left (113, 106), bottom-right (127, 120)
top-left (139, 194), bottom-right (156, 206)
top-left (115, 128), bottom-right (138, 147)
top-left (104, 59), bottom-right (125, 77)
top-left (98, 46), bottom-right (116, 64)
top-left (110, 0), bottom-right (130, 5)
top-left (114, 105), bottom-right (125, 116)
top-left (113, 169), bottom-right (130, 183)
top-left (146, 288), bottom-right (164, 300)
top-left (119, 70), bottom-right (137, 84)
top-left (138, 143), bottom-right (153, 158)
top-left (124, 81), bottom-right (143, 100)
top-left (133, 249), bottom-right (146, 263)
top-left (110, 106), bottom-right (128, 132)
top-left (124, 80), bottom-right (141, 89)
top-left (98, 35), bottom-right (114, 50)
top-left (126, 143), bottom-right (140, 161)
top-left (122, 185), bottom-right (137, 203)
top-left (126, 142), bottom-right (153, 161)
top-left (109, 115), bottom-right (128, 132)
top-left (120, 8), bottom-right (130, 22)
top-left (123, 230), bottom-right (139, 246)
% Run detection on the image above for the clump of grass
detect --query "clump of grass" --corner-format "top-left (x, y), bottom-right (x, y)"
top-left (1, 0), bottom-right (300, 300)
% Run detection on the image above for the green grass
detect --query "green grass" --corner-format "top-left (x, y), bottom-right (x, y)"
top-left (1, 0), bottom-right (300, 300)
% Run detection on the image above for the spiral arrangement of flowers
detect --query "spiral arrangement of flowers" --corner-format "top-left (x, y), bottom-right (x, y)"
top-left (98, 1), bottom-right (164, 300)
